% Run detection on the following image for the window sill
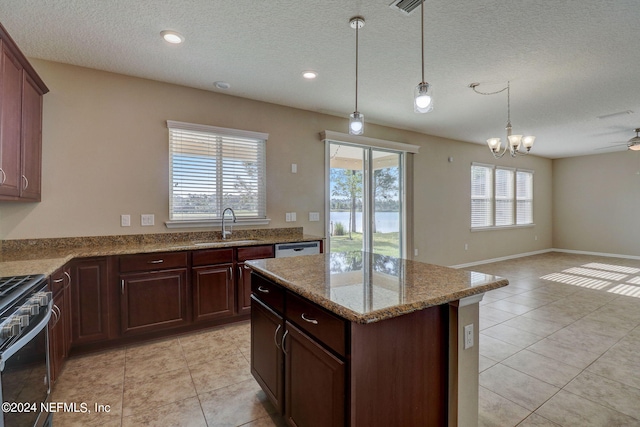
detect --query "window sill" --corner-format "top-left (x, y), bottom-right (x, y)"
top-left (471, 224), bottom-right (535, 232)
top-left (165, 218), bottom-right (271, 229)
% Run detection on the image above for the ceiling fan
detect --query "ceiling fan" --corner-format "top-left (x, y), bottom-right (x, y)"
top-left (598, 128), bottom-right (640, 151)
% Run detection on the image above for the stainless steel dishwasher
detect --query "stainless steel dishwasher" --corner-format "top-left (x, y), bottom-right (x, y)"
top-left (274, 241), bottom-right (320, 258)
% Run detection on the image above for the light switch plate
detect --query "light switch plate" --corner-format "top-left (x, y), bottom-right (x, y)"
top-left (121, 214), bottom-right (131, 227)
top-left (141, 214), bottom-right (154, 226)
top-left (309, 212), bottom-right (320, 221)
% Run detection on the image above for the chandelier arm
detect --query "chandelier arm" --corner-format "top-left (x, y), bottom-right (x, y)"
top-left (469, 84), bottom-right (508, 96)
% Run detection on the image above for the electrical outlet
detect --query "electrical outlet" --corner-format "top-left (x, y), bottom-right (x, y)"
top-left (141, 214), bottom-right (154, 226)
top-left (285, 213), bottom-right (291, 222)
top-left (291, 212), bottom-right (296, 222)
top-left (121, 214), bottom-right (131, 227)
top-left (291, 163), bottom-right (297, 173)
top-left (464, 243), bottom-right (469, 251)
top-left (464, 324), bottom-right (474, 349)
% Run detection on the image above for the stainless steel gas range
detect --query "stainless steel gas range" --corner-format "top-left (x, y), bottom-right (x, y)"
top-left (0, 274), bottom-right (52, 427)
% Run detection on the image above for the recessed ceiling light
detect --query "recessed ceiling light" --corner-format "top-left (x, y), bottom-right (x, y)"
top-left (160, 30), bottom-right (184, 44)
top-left (302, 71), bottom-right (318, 80)
top-left (214, 81), bottom-right (231, 90)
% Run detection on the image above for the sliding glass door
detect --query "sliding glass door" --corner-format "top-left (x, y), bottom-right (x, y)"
top-left (327, 142), bottom-right (403, 258)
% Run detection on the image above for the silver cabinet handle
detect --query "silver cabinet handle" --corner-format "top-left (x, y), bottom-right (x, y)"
top-left (227, 267), bottom-right (233, 285)
top-left (22, 175), bottom-right (28, 190)
top-left (148, 259), bottom-right (164, 264)
top-left (0, 168), bottom-right (5, 185)
top-left (274, 324), bottom-right (282, 349)
top-left (301, 313), bottom-right (318, 325)
top-left (64, 271), bottom-right (71, 285)
top-left (257, 286), bottom-right (270, 294)
top-left (52, 278), bottom-right (64, 283)
top-left (121, 279), bottom-right (125, 294)
top-left (281, 329), bottom-right (289, 356)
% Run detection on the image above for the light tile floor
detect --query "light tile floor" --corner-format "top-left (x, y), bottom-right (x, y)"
top-left (49, 252), bottom-right (640, 426)
top-left (470, 252), bottom-right (640, 427)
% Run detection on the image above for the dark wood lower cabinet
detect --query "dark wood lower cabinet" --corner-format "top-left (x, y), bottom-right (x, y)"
top-left (49, 288), bottom-right (67, 384)
top-left (120, 268), bottom-right (189, 335)
top-left (250, 297), bottom-right (284, 413)
top-left (70, 257), bottom-right (112, 345)
top-left (250, 272), bottom-right (447, 427)
top-left (193, 263), bottom-right (234, 322)
top-left (284, 321), bottom-right (345, 427)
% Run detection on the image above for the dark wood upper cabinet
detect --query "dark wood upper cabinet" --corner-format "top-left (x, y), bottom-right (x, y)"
top-left (0, 23), bottom-right (48, 202)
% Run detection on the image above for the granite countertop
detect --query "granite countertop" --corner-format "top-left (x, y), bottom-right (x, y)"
top-left (246, 251), bottom-right (509, 324)
top-left (0, 228), bottom-right (323, 277)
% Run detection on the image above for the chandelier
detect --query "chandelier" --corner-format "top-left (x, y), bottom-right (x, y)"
top-left (470, 81), bottom-right (535, 158)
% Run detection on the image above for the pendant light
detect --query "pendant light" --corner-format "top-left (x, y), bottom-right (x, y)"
top-left (349, 17), bottom-right (365, 135)
top-left (414, 0), bottom-right (433, 113)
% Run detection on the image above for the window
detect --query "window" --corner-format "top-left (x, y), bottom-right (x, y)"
top-left (167, 121), bottom-right (267, 223)
top-left (471, 163), bottom-right (533, 229)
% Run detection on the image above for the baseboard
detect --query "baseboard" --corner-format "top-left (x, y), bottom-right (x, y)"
top-left (551, 248), bottom-right (640, 261)
top-left (448, 249), bottom-right (553, 269)
top-left (449, 248), bottom-right (640, 269)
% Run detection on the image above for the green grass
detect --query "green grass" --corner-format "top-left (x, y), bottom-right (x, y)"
top-left (330, 232), bottom-right (400, 257)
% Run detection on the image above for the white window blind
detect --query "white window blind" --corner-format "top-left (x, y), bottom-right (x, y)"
top-left (167, 121), bottom-right (267, 221)
top-left (495, 167), bottom-right (515, 226)
top-left (471, 163), bottom-right (534, 229)
top-left (471, 164), bottom-right (493, 227)
top-left (516, 170), bottom-right (534, 225)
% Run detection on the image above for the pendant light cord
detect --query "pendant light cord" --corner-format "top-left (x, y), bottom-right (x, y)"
top-left (421, 0), bottom-right (424, 83)
top-left (355, 19), bottom-right (359, 112)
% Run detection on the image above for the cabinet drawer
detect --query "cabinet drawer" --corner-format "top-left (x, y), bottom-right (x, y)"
top-left (238, 245), bottom-right (274, 262)
top-left (192, 248), bottom-right (234, 267)
top-left (251, 273), bottom-right (284, 314)
top-left (119, 252), bottom-right (188, 273)
top-left (285, 292), bottom-right (346, 357)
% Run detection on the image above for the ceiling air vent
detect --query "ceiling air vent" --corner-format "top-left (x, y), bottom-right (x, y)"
top-left (389, 0), bottom-right (423, 15)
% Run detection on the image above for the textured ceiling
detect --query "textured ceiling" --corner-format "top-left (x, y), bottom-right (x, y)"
top-left (2, 0), bottom-right (640, 158)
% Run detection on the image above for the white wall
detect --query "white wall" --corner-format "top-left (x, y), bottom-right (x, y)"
top-left (0, 60), bottom-right (554, 266)
top-left (553, 150), bottom-right (640, 256)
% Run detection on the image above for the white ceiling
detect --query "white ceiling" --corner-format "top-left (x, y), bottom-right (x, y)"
top-left (2, 0), bottom-right (640, 159)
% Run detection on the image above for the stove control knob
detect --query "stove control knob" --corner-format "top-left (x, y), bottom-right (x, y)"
top-left (17, 315), bottom-right (30, 328)
top-left (0, 321), bottom-right (20, 339)
top-left (21, 303), bottom-right (39, 315)
top-left (34, 292), bottom-right (52, 306)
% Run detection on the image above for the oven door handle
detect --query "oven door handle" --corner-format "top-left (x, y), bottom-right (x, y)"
top-left (0, 301), bottom-right (52, 372)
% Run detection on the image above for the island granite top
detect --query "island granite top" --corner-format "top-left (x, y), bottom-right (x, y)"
top-left (246, 251), bottom-right (509, 324)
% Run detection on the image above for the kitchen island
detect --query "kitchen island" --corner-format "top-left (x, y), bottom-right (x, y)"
top-left (246, 251), bottom-right (509, 427)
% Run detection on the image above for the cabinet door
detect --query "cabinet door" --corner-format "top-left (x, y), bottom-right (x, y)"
top-left (121, 268), bottom-right (189, 335)
top-left (0, 42), bottom-right (22, 198)
top-left (192, 263), bottom-right (234, 322)
top-left (250, 297), bottom-right (284, 413)
top-left (49, 289), bottom-right (66, 385)
top-left (71, 258), bottom-right (111, 345)
top-left (284, 321), bottom-right (345, 427)
top-left (20, 72), bottom-right (42, 200)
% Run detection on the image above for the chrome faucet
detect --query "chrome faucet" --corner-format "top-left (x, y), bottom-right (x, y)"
top-left (221, 207), bottom-right (237, 240)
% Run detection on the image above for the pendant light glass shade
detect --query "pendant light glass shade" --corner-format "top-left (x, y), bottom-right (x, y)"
top-left (414, 82), bottom-right (433, 113)
top-left (349, 112), bottom-right (364, 135)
